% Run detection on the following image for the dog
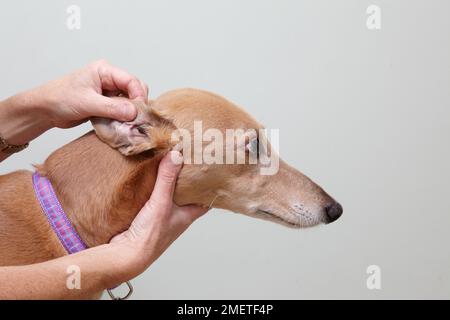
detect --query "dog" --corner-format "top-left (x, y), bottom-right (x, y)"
top-left (0, 88), bottom-right (342, 268)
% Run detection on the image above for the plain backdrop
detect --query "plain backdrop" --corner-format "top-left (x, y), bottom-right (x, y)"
top-left (0, 0), bottom-right (449, 299)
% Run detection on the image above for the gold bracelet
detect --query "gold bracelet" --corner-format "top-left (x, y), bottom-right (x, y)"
top-left (0, 134), bottom-right (29, 154)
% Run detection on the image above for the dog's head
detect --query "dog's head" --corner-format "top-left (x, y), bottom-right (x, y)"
top-left (92, 88), bottom-right (342, 228)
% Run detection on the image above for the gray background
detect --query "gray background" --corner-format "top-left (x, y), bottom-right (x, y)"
top-left (1, 0), bottom-right (449, 299)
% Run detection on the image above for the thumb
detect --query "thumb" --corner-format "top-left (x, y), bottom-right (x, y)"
top-left (127, 151), bottom-right (183, 234)
top-left (88, 94), bottom-right (137, 121)
top-left (148, 151), bottom-right (183, 209)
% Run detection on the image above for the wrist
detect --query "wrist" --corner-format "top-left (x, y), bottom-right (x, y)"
top-left (0, 90), bottom-right (53, 145)
top-left (20, 87), bottom-right (56, 130)
top-left (89, 242), bottom-right (149, 290)
top-left (99, 241), bottom-right (154, 289)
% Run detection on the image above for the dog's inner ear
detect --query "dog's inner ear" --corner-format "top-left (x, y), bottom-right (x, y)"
top-left (91, 100), bottom-right (175, 156)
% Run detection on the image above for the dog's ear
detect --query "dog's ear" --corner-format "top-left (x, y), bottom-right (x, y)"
top-left (91, 100), bottom-right (175, 156)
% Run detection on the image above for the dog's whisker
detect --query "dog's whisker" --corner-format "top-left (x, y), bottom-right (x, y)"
top-left (208, 194), bottom-right (219, 209)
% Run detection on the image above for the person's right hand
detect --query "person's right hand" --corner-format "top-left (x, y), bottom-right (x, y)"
top-left (109, 151), bottom-right (208, 276)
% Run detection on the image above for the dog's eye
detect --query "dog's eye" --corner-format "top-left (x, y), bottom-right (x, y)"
top-left (247, 138), bottom-right (259, 154)
top-left (258, 138), bottom-right (267, 156)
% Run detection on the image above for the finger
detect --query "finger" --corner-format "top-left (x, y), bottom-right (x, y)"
top-left (148, 151), bottom-right (184, 209)
top-left (87, 94), bottom-right (137, 121)
top-left (96, 62), bottom-right (147, 100)
top-left (138, 79), bottom-right (149, 99)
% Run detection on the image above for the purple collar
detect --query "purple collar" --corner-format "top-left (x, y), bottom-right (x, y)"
top-left (32, 172), bottom-right (133, 300)
top-left (32, 172), bottom-right (87, 254)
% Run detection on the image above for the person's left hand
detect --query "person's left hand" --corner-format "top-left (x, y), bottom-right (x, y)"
top-left (31, 60), bottom-right (148, 128)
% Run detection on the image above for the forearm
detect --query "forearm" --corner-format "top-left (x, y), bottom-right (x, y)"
top-left (0, 242), bottom-right (147, 300)
top-left (0, 90), bottom-right (53, 161)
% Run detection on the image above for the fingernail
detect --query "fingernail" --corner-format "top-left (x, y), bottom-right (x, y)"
top-left (169, 151), bottom-right (183, 166)
top-left (120, 103), bottom-right (136, 120)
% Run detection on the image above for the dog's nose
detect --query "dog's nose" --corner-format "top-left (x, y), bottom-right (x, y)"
top-left (325, 202), bottom-right (343, 223)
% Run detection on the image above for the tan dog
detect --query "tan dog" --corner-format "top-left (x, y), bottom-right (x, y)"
top-left (0, 88), bottom-right (342, 267)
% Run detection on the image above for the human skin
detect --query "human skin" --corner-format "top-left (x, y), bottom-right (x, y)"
top-left (0, 61), bottom-right (207, 299)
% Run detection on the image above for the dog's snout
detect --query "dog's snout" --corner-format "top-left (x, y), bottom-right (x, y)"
top-left (324, 202), bottom-right (343, 223)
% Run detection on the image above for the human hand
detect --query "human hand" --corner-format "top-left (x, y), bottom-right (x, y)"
top-left (32, 60), bottom-right (148, 128)
top-left (109, 151), bottom-right (208, 277)
top-left (0, 60), bottom-right (148, 158)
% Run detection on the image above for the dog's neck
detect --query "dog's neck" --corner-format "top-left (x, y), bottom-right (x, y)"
top-left (39, 131), bottom-right (160, 247)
